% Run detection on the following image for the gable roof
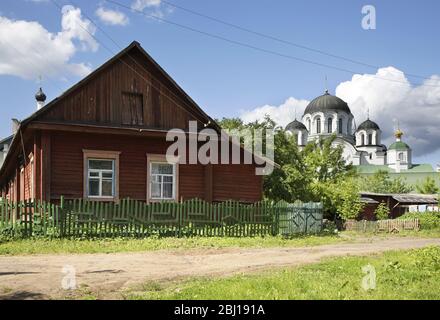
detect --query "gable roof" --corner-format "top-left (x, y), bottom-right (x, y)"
top-left (20, 41), bottom-right (218, 130)
top-left (0, 41), bottom-right (277, 181)
top-left (0, 41), bottom-right (222, 179)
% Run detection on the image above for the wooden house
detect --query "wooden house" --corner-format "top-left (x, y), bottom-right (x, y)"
top-left (0, 42), bottom-right (264, 204)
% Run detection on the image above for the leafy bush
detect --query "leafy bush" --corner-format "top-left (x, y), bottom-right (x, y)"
top-left (375, 202), bottom-right (390, 220)
top-left (400, 211), bottom-right (440, 230)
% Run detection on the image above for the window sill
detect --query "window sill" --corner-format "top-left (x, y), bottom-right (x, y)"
top-left (86, 196), bottom-right (118, 202)
top-left (149, 198), bottom-right (177, 203)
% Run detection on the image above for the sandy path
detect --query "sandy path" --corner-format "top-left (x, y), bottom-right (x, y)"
top-left (0, 237), bottom-right (439, 299)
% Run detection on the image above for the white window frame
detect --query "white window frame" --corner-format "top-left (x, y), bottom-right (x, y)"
top-left (149, 162), bottom-right (176, 201)
top-left (146, 154), bottom-right (179, 203)
top-left (83, 150), bottom-right (120, 201)
top-left (87, 159), bottom-right (115, 198)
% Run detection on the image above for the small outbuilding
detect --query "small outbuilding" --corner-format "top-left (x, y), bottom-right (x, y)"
top-left (360, 192), bottom-right (438, 220)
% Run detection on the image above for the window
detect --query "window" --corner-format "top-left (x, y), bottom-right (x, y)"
top-left (398, 152), bottom-right (405, 162)
top-left (307, 119), bottom-right (311, 132)
top-left (147, 154), bottom-right (179, 202)
top-left (150, 163), bottom-right (175, 200)
top-left (122, 92), bottom-right (144, 125)
top-left (83, 150), bottom-right (120, 200)
top-left (338, 118), bottom-right (343, 134)
top-left (368, 134), bottom-right (373, 145)
top-left (327, 118), bottom-right (333, 133)
top-left (361, 134), bottom-right (365, 146)
top-left (316, 118), bottom-right (321, 134)
top-left (87, 159), bottom-right (115, 197)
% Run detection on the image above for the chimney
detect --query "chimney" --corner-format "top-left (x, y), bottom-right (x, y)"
top-left (35, 87), bottom-right (46, 110)
top-left (12, 118), bottom-right (20, 134)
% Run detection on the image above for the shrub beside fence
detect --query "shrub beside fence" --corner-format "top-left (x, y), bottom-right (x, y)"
top-left (0, 198), bottom-right (323, 238)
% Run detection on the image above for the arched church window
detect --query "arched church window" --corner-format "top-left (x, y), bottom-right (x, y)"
top-left (327, 118), bottom-right (333, 133)
top-left (369, 153), bottom-right (372, 160)
top-left (307, 119), bottom-right (311, 132)
top-left (338, 118), bottom-right (343, 134)
top-left (316, 118), bottom-right (321, 134)
top-left (361, 134), bottom-right (365, 146)
top-left (368, 134), bottom-right (373, 145)
top-left (398, 152), bottom-right (405, 161)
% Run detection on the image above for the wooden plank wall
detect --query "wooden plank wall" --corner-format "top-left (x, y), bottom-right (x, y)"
top-left (39, 48), bottom-right (201, 131)
top-left (49, 131), bottom-right (262, 203)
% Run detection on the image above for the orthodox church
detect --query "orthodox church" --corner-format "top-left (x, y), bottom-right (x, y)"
top-left (285, 90), bottom-right (438, 186)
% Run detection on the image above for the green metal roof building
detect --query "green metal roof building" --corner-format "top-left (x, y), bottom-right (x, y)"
top-left (357, 164), bottom-right (440, 189)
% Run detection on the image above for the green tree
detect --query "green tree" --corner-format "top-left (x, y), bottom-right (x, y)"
top-left (374, 202), bottom-right (390, 220)
top-left (217, 117), bottom-right (358, 219)
top-left (359, 170), bottom-right (412, 194)
top-left (416, 177), bottom-right (440, 194)
top-left (324, 178), bottom-right (365, 220)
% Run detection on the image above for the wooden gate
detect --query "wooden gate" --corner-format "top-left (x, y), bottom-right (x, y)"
top-left (277, 202), bottom-right (323, 235)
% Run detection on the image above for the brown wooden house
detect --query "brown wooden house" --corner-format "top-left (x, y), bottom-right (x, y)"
top-left (0, 41), bottom-right (264, 204)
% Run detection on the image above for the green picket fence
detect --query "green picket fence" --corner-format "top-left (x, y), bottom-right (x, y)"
top-left (0, 199), bottom-right (62, 238)
top-left (0, 198), bottom-right (323, 238)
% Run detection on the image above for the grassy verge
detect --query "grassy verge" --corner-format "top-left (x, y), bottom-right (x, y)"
top-left (0, 233), bottom-right (346, 256)
top-left (125, 246), bottom-right (440, 300)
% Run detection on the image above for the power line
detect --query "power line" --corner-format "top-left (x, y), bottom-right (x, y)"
top-left (160, 0), bottom-right (430, 81)
top-left (49, 0), bottom-right (210, 126)
top-left (105, 0), bottom-right (440, 89)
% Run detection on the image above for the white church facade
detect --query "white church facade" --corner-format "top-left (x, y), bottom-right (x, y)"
top-left (286, 90), bottom-right (415, 173)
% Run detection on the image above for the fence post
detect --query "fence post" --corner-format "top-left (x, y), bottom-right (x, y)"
top-left (59, 196), bottom-right (65, 238)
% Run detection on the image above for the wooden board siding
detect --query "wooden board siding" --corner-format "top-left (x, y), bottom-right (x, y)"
top-left (39, 47), bottom-right (202, 131)
top-left (49, 130), bottom-right (262, 203)
top-left (213, 165), bottom-right (263, 203)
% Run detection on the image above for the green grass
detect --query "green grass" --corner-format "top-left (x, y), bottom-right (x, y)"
top-left (0, 233), bottom-right (346, 256)
top-left (125, 246), bottom-right (440, 300)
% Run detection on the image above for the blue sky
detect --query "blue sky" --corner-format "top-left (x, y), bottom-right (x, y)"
top-left (0, 0), bottom-right (439, 166)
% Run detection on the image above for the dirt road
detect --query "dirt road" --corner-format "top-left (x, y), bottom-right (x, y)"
top-left (0, 237), bottom-right (439, 299)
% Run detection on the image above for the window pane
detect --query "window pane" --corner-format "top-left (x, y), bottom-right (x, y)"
top-left (163, 183), bottom-right (173, 199)
top-left (89, 160), bottom-right (113, 170)
top-left (89, 179), bottom-right (100, 196)
top-left (89, 171), bottom-right (99, 177)
top-left (102, 180), bottom-right (113, 197)
top-left (152, 163), bottom-right (173, 174)
top-left (151, 182), bottom-right (161, 198)
top-left (163, 176), bottom-right (173, 183)
top-left (102, 172), bottom-right (113, 179)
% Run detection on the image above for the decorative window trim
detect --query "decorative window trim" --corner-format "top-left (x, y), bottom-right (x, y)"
top-left (146, 154), bottom-right (179, 203)
top-left (29, 154), bottom-right (34, 200)
top-left (83, 150), bottom-right (121, 201)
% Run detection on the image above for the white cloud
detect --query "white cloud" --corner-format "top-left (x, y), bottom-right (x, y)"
top-left (96, 6), bottom-right (129, 26)
top-left (240, 67), bottom-right (440, 157)
top-left (131, 0), bottom-right (173, 19)
top-left (240, 97), bottom-right (310, 128)
top-left (0, 5), bottom-right (97, 79)
top-left (336, 67), bottom-right (440, 156)
top-left (131, 0), bottom-right (162, 10)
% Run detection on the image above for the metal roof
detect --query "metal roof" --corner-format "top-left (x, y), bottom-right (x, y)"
top-left (360, 192), bottom-right (438, 205)
top-left (304, 91), bottom-right (351, 115)
top-left (357, 119), bottom-right (380, 131)
top-left (286, 119), bottom-right (307, 131)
